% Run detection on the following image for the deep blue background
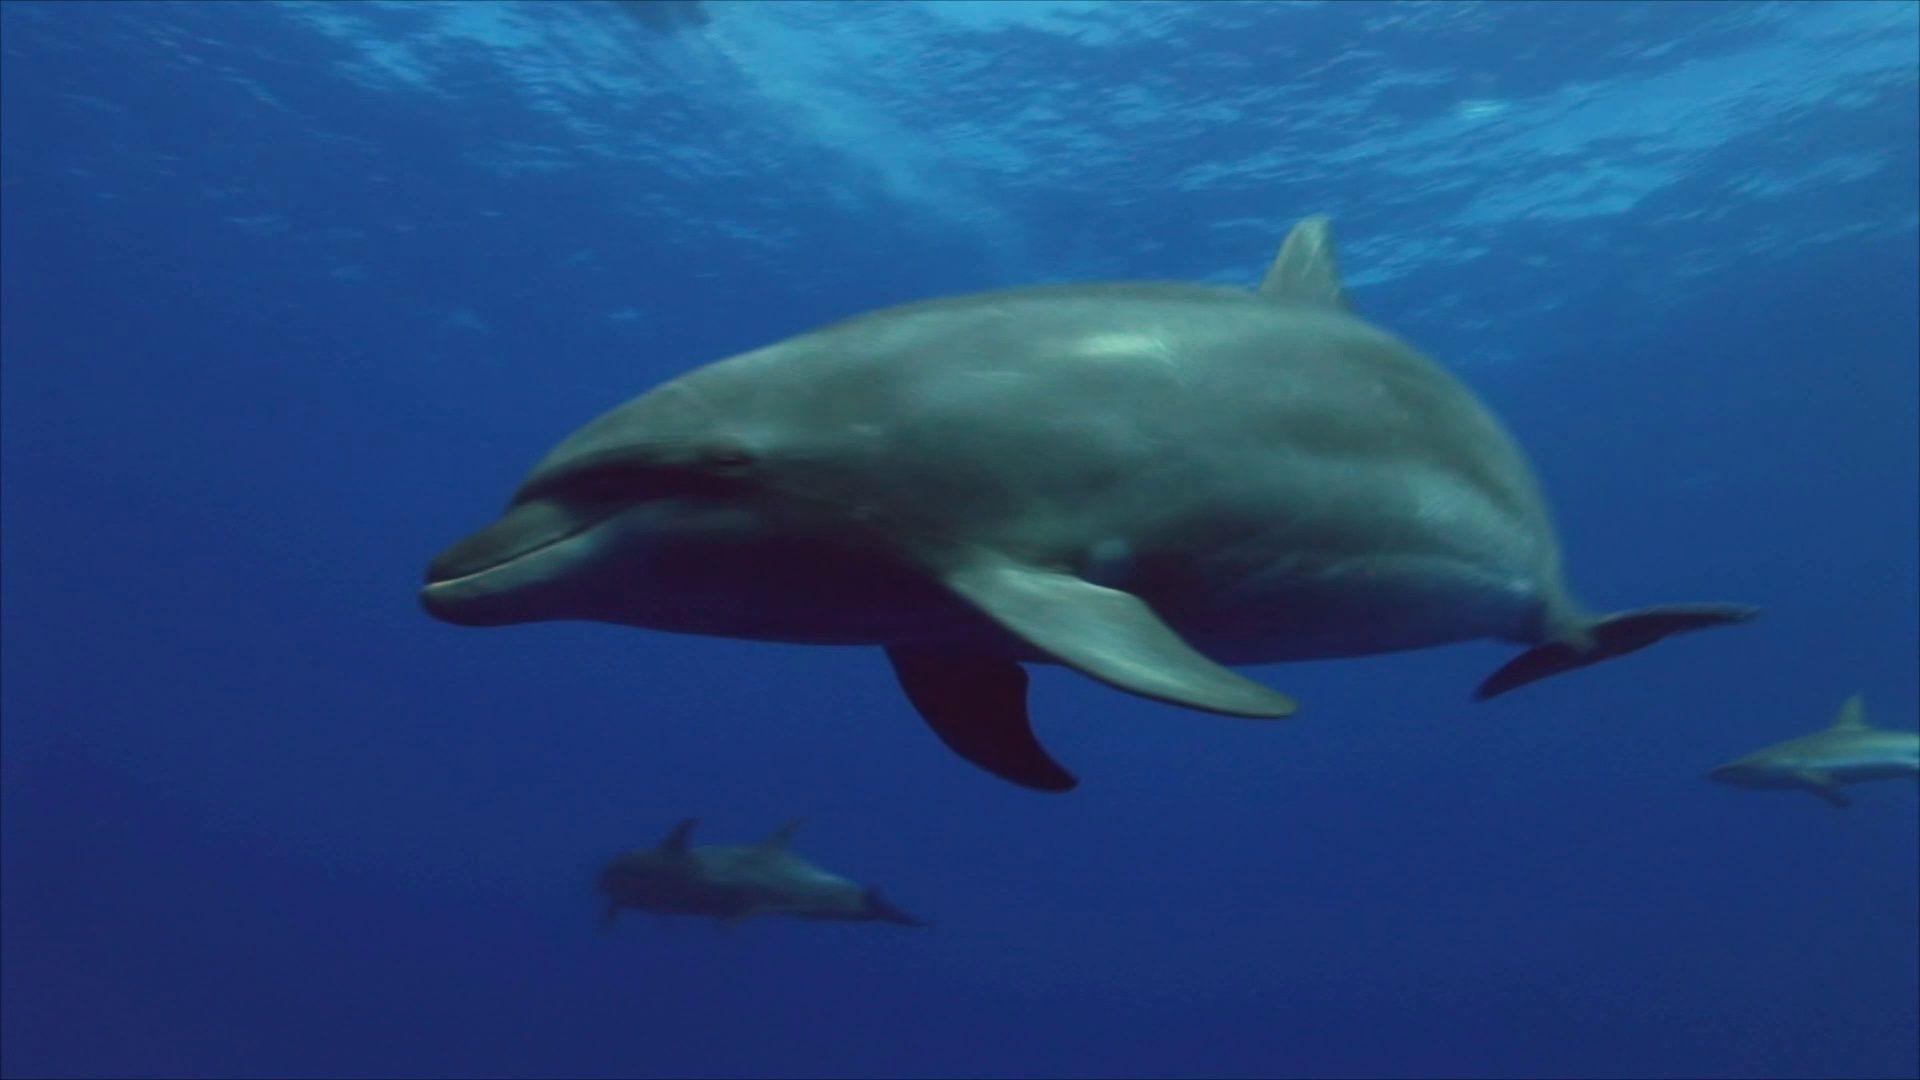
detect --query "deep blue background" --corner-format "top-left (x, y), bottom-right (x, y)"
top-left (3, 3), bottom-right (1916, 1078)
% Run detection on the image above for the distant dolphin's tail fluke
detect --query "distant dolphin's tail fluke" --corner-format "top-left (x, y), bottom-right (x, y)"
top-left (1475, 603), bottom-right (1760, 700)
top-left (864, 887), bottom-right (927, 928)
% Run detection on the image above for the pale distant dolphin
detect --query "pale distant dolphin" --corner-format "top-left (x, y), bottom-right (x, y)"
top-left (597, 819), bottom-right (924, 928)
top-left (1708, 695), bottom-right (1920, 808)
top-left (421, 215), bottom-right (1756, 791)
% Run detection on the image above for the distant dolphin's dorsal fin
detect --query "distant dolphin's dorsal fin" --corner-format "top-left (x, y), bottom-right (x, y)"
top-left (1258, 214), bottom-right (1350, 310)
top-left (1831, 694), bottom-right (1869, 731)
top-left (759, 818), bottom-right (803, 851)
top-left (660, 818), bottom-right (698, 852)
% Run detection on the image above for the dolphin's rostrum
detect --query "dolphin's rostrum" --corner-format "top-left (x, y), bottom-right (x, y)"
top-left (597, 819), bottom-right (924, 929)
top-left (422, 215), bottom-right (1756, 791)
top-left (1708, 695), bottom-right (1919, 808)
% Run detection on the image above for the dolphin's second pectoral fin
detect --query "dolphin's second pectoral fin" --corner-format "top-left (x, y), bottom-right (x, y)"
top-left (1475, 602), bottom-right (1760, 700)
top-left (1809, 786), bottom-right (1852, 809)
top-left (940, 559), bottom-right (1300, 719)
top-left (886, 647), bottom-right (1076, 792)
top-left (1798, 772), bottom-right (1852, 809)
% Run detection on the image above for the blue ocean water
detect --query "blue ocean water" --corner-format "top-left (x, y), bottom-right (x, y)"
top-left (2, 1), bottom-right (1916, 1077)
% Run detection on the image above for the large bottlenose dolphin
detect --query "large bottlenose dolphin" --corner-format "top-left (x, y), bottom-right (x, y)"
top-left (598, 819), bottom-right (924, 929)
top-left (1708, 695), bottom-right (1920, 808)
top-left (421, 215), bottom-right (1755, 791)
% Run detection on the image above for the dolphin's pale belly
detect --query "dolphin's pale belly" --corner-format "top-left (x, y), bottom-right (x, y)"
top-left (1166, 551), bottom-right (1544, 663)
top-left (697, 849), bottom-right (866, 918)
top-left (637, 505), bottom-right (1551, 661)
top-left (1125, 460), bottom-right (1552, 661)
top-left (1828, 760), bottom-right (1920, 783)
top-left (1813, 743), bottom-right (1920, 782)
top-left (715, 534), bottom-right (1551, 665)
top-left (1753, 732), bottom-right (1920, 785)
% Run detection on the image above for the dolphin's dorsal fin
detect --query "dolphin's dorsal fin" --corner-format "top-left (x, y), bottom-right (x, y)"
top-left (1258, 214), bottom-right (1350, 310)
top-left (759, 818), bottom-right (803, 851)
top-left (1831, 694), bottom-right (1869, 731)
top-left (660, 817), bottom-right (698, 852)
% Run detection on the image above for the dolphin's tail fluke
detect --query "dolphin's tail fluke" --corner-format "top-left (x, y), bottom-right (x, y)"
top-left (1476, 603), bottom-right (1759, 701)
top-left (864, 887), bottom-right (927, 928)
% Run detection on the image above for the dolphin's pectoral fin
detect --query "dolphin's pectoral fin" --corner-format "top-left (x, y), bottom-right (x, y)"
top-left (712, 894), bottom-right (757, 928)
top-left (1811, 787), bottom-right (1853, 809)
top-left (1798, 773), bottom-right (1852, 809)
top-left (886, 647), bottom-right (1076, 792)
top-left (598, 900), bottom-right (621, 934)
top-left (1475, 602), bottom-right (1760, 700)
top-left (940, 560), bottom-right (1299, 719)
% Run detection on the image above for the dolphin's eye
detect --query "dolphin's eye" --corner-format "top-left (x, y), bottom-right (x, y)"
top-left (558, 464), bottom-right (654, 503)
top-left (542, 457), bottom-right (753, 505)
top-left (702, 444), bottom-right (755, 469)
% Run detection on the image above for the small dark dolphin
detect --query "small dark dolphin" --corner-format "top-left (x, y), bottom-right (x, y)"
top-left (1709, 695), bottom-right (1919, 808)
top-left (422, 215), bottom-right (1756, 792)
top-left (598, 819), bottom-right (925, 929)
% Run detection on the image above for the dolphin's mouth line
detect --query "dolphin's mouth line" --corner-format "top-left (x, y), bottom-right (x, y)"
top-left (422, 517), bottom-right (601, 590)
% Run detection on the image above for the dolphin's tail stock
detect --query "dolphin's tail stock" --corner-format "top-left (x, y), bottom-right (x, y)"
top-left (864, 887), bottom-right (927, 928)
top-left (1475, 603), bottom-right (1760, 701)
